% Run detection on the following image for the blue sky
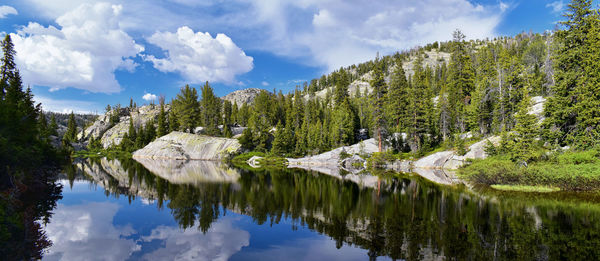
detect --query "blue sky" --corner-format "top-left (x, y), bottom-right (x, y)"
top-left (0, 0), bottom-right (586, 113)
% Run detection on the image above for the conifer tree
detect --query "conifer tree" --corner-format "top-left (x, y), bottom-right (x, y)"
top-left (271, 121), bottom-right (288, 155)
top-left (49, 114), bottom-right (59, 136)
top-left (447, 30), bottom-right (475, 133)
top-left (200, 81), bottom-right (221, 136)
top-left (544, 0), bottom-right (595, 146)
top-left (370, 58), bottom-right (387, 152)
top-left (172, 85), bottom-right (200, 133)
top-left (573, 4), bottom-right (600, 147)
top-left (385, 60), bottom-right (410, 133)
top-left (168, 108), bottom-right (179, 132)
top-left (64, 112), bottom-right (77, 142)
top-left (128, 117), bottom-right (137, 142)
top-left (512, 88), bottom-right (539, 162)
top-left (157, 101), bottom-right (167, 137)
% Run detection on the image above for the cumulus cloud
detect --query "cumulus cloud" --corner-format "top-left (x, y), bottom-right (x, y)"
top-left (44, 202), bottom-right (140, 261)
top-left (144, 26), bottom-right (253, 84)
top-left (261, 81), bottom-right (269, 86)
top-left (141, 219), bottom-right (250, 261)
top-left (0, 5), bottom-right (18, 18)
top-left (19, 0), bottom-right (507, 73)
top-left (11, 2), bottom-right (144, 93)
top-left (142, 92), bottom-right (157, 102)
top-left (546, 1), bottom-right (564, 14)
top-left (289, 0), bottom-right (505, 70)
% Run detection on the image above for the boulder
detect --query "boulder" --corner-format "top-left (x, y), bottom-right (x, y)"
top-left (444, 136), bottom-right (501, 170)
top-left (529, 96), bottom-right (546, 122)
top-left (287, 138), bottom-right (379, 167)
top-left (132, 131), bottom-right (241, 160)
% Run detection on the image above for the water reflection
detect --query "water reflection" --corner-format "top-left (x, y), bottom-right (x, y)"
top-left (53, 158), bottom-right (600, 260)
top-left (135, 158), bottom-right (240, 184)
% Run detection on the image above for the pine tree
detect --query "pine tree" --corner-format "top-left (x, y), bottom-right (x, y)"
top-left (271, 121), bottom-right (288, 155)
top-left (64, 112), bottom-right (77, 143)
top-left (172, 85), bottom-right (200, 133)
top-left (49, 114), bottom-right (59, 136)
top-left (385, 60), bottom-right (409, 133)
top-left (157, 101), bottom-right (167, 137)
top-left (544, 0), bottom-right (595, 146)
top-left (1, 34), bottom-right (16, 95)
top-left (128, 117), bottom-right (137, 142)
top-left (512, 88), bottom-right (539, 162)
top-left (370, 58), bottom-right (387, 152)
top-left (200, 81), bottom-right (221, 136)
top-left (573, 5), bottom-right (600, 147)
top-left (447, 30), bottom-right (475, 133)
top-left (145, 120), bottom-right (157, 143)
top-left (168, 109), bottom-right (179, 132)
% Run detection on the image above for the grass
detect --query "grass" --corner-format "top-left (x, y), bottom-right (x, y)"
top-left (72, 149), bottom-right (132, 159)
top-left (490, 184), bottom-right (561, 193)
top-left (459, 151), bottom-right (600, 191)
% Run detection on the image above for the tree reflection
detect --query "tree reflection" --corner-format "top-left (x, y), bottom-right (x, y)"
top-left (78, 158), bottom-right (600, 260)
top-left (0, 169), bottom-right (63, 260)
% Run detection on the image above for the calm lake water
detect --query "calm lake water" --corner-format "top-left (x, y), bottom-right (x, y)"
top-left (36, 158), bottom-right (600, 260)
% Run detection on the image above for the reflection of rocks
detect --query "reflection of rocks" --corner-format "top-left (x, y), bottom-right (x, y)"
top-left (134, 158), bottom-right (240, 184)
top-left (288, 164), bottom-right (381, 188)
top-left (133, 131), bottom-right (241, 160)
top-left (76, 158), bottom-right (158, 198)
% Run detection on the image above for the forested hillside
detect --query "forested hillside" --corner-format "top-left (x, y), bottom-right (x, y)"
top-left (89, 1), bottom-right (599, 167)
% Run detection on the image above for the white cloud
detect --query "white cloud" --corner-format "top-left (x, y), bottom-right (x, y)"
top-left (34, 95), bottom-right (100, 114)
top-left (144, 26), bottom-right (253, 84)
top-left (19, 0), bottom-right (507, 73)
top-left (546, 1), bottom-right (564, 14)
top-left (11, 2), bottom-right (144, 93)
top-left (0, 5), bottom-right (18, 18)
top-left (261, 81), bottom-right (269, 86)
top-left (141, 219), bottom-right (250, 261)
top-left (44, 202), bottom-right (140, 261)
top-left (142, 92), bottom-right (157, 102)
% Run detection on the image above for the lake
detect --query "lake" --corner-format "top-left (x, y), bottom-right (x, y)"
top-left (32, 158), bottom-right (600, 260)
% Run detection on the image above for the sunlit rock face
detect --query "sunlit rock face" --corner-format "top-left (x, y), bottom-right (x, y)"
top-left (134, 158), bottom-right (241, 184)
top-left (222, 88), bottom-right (263, 107)
top-left (101, 105), bottom-right (169, 148)
top-left (132, 131), bottom-right (241, 160)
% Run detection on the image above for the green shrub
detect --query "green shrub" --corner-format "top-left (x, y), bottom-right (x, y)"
top-left (458, 157), bottom-right (521, 185)
top-left (366, 152), bottom-right (395, 169)
top-left (554, 150), bottom-right (599, 165)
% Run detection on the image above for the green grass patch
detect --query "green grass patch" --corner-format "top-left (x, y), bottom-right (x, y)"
top-left (490, 184), bottom-right (560, 193)
top-left (73, 149), bottom-right (131, 159)
top-left (459, 152), bottom-right (600, 191)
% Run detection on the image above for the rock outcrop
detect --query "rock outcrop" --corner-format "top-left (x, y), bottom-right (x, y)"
top-left (287, 138), bottom-right (379, 167)
top-left (101, 105), bottom-right (167, 148)
top-left (132, 131), bottom-right (241, 160)
top-left (529, 96), bottom-right (546, 122)
top-left (222, 88), bottom-right (263, 106)
top-left (77, 107), bottom-right (128, 141)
